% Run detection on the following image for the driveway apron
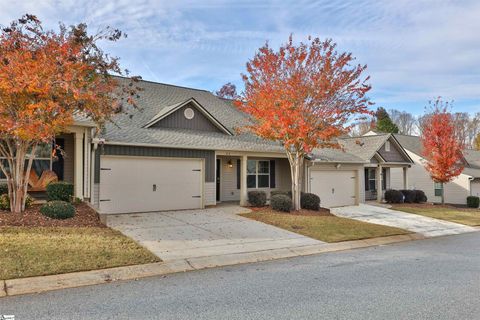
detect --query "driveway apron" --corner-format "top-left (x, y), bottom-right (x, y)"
top-left (331, 204), bottom-right (477, 237)
top-left (106, 205), bottom-right (323, 261)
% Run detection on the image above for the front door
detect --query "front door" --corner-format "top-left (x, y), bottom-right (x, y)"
top-left (216, 159), bottom-right (221, 201)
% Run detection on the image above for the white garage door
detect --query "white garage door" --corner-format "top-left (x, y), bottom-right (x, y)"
top-left (310, 170), bottom-right (356, 208)
top-left (99, 156), bottom-right (203, 214)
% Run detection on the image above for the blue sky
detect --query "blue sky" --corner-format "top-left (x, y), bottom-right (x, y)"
top-left (2, 0), bottom-right (480, 115)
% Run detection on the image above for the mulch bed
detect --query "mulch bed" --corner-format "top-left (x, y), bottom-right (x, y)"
top-left (0, 202), bottom-right (105, 227)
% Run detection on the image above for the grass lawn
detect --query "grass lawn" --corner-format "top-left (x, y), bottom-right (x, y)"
top-left (0, 227), bottom-right (160, 280)
top-left (392, 205), bottom-right (480, 226)
top-left (240, 210), bottom-right (410, 243)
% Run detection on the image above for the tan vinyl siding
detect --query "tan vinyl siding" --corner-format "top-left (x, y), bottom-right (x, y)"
top-left (390, 149), bottom-right (470, 204)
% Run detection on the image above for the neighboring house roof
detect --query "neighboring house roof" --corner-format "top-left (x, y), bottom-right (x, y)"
top-left (391, 133), bottom-right (480, 178)
top-left (392, 134), bottom-right (423, 155)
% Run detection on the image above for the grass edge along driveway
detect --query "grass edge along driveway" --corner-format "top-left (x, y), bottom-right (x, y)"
top-left (0, 227), bottom-right (160, 280)
top-left (392, 206), bottom-right (480, 227)
top-left (240, 209), bottom-right (410, 243)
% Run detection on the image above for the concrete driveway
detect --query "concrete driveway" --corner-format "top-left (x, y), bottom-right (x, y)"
top-left (331, 204), bottom-right (477, 237)
top-left (106, 205), bottom-right (322, 261)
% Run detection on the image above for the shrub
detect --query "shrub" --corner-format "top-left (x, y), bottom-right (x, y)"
top-left (467, 196), bottom-right (480, 208)
top-left (46, 182), bottom-right (74, 202)
top-left (400, 190), bottom-right (416, 203)
top-left (301, 192), bottom-right (320, 210)
top-left (271, 194), bottom-right (292, 212)
top-left (270, 190), bottom-right (289, 198)
top-left (384, 189), bottom-right (404, 203)
top-left (414, 190), bottom-right (428, 203)
top-left (0, 184), bottom-right (8, 195)
top-left (40, 200), bottom-right (75, 219)
top-left (248, 191), bottom-right (267, 207)
top-left (0, 194), bottom-right (34, 211)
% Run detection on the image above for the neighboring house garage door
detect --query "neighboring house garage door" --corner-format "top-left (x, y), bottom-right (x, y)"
top-left (310, 170), bottom-right (356, 208)
top-left (99, 156), bottom-right (203, 214)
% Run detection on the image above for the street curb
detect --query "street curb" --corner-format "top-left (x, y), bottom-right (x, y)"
top-left (0, 280), bottom-right (6, 297)
top-left (1, 233), bottom-right (426, 298)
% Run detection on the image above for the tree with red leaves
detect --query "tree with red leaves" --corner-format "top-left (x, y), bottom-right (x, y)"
top-left (420, 98), bottom-right (465, 204)
top-left (215, 82), bottom-right (239, 99)
top-left (0, 15), bottom-right (140, 212)
top-left (237, 36), bottom-right (372, 210)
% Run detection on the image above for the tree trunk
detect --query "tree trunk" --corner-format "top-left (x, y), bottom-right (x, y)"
top-left (441, 182), bottom-right (445, 205)
top-left (286, 150), bottom-right (304, 211)
top-left (0, 140), bottom-right (37, 213)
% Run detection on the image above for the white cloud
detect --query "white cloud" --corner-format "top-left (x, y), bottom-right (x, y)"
top-left (0, 0), bottom-right (479, 113)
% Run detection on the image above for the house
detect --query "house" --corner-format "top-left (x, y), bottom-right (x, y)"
top-left (365, 131), bottom-right (480, 205)
top-left (17, 78), bottom-right (415, 213)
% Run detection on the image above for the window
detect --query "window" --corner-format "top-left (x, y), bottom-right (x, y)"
top-left (0, 143), bottom-right (53, 179)
top-left (434, 182), bottom-right (443, 197)
top-left (366, 168), bottom-right (376, 191)
top-left (385, 141), bottom-right (391, 152)
top-left (247, 160), bottom-right (270, 188)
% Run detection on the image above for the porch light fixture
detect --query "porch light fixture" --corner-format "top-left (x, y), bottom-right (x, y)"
top-left (227, 159), bottom-right (233, 168)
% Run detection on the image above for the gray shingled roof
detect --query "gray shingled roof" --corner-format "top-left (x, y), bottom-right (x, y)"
top-left (393, 134), bottom-right (423, 155)
top-left (101, 78), bottom-right (385, 162)
top-left (338, 134), bottom-right (391, 162)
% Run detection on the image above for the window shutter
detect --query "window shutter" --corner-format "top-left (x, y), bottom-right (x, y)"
top-left (270, 160), bottom-right (276, 188)
top-left (236, 159), bottom-right (241, 189)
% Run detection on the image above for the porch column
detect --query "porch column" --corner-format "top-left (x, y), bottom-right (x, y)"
top-left (403, 167), bottom-right (408, 189)
top-left (240, 155), bottom-right (248, 206)
top-left (74, 131), bottom-right (84, 200)
top-left (376, 165), bottom-right (383, 202)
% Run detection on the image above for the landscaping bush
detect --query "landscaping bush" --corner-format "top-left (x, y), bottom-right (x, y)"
top-left (0, 184), bottom-right (8, 195)
top-left (248, 191), bottom-right (267, 207)
top-left (301, 192), bottom-right (320, 210)
top-left (271, 194), bottom-right (292, 212)
top-left (384, 189), bottom-right (404, 204)
top-left (270, 190), bottom-right (290, 198)
top-left (40, 200), bottom-right (75, 219)
top-left (0, 194), bottom-right (34, 211)
top-left (414, 190), bottom-right (428, 203)
top-left (46, 182), bottom-right (74, 202)
top-left (400, 190), bottom-right (416, 203)
top-left (467, 196), bottom-right (480, 208)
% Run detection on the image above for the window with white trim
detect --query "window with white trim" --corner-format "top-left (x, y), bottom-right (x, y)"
top-left (434, 182), bottom-right (443, 197)
top-left (247, 160), bottom-right (270, 188)
top-left (385, 140), bottom-right (391, 152)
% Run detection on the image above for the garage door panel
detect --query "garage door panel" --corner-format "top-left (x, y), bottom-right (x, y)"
top-left (310, 170), bottom-right (356, 208)
top-left (99, 157), bottom-right (203, 214)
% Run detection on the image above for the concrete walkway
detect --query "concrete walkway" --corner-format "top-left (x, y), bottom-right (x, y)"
top-left (331, 204), bottom-right (477, 237)
top-left (106, 205), bottom-right (323, 261)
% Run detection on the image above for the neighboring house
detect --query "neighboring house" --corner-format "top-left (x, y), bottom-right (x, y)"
top-left (18, 78), bottom-right (416, 213)
top-left (365, 131), bottom-right (480, 205)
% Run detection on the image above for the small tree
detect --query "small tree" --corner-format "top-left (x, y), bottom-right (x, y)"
top-left (420, 98), bottom-right (464, 204)
top-left (375, 107), bottom-right (399, 133)
top-left (237, 36), bottom-right (372, 210)
top-left (215, 82), bottom-right (239, 99)
top-left (0, 15), bottom-right (140, 212)
top-left (474, 134), bottom-right (480, 150)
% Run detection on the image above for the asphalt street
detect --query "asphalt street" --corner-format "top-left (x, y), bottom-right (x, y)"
top-left (1, 232), bottom-right (479, 320)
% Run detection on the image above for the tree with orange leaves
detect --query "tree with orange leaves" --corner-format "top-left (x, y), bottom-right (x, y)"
top-left (237, 36), bottom-right (372, 210)
top-left (0, 15), bottom-right (140, 212)
top-left (420, 98), bottom-right (465, 204)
